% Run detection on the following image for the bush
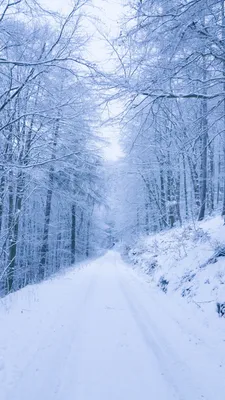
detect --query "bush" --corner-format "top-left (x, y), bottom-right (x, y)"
top-left (216, 302), bottom-right (225, 317)
top-left (192, 228), bottom-right (210, 243)
top-left (158, 276), bottom-right (169, 293)
top-left (214, 245), bottom-right (225, 258)
top-left (181, 287), bottom-right (192, 297)
top-left (145, 256), bottom-right (158, 274)
top-left (180, 271), bottom-right (196, 284)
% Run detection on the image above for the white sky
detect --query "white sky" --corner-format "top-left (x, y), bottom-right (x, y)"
top-left (41, 0), bottom-right (124, 161)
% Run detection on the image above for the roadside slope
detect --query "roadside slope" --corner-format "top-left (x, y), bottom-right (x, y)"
top-left (125, 216), bottom-right (225, 322)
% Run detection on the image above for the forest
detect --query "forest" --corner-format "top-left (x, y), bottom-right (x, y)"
top-left (1, 0), bottom-right (225, 295)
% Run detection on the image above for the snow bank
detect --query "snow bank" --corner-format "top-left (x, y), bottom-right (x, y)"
top-left (125, 216), bottom-right (225, 324)
top-left (0, 261), bottom-right (93, 399)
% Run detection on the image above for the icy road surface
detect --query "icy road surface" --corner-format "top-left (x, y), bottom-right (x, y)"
top-left (1, 252), bottom-right (225, 400)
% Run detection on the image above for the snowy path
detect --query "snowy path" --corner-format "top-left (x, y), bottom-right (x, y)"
top-left (1, 252), bottom-right (225, 400)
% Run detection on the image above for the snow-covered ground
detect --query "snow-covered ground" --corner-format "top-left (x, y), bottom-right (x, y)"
top-left (1, 251), bottom-right (225, 399)
top-left (126, 216), bottom-right (225, 322)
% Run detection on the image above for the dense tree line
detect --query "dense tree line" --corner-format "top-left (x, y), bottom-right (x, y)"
top-left (112, 0), bottom-right (225, 239)
top-left (3, 0), bottom-right (223, 292)
top-left (0, 0), bottom-right (104, 295)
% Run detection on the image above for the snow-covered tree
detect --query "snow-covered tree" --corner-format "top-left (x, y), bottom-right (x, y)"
top-left (0, 0), bottom-right (105, 295)
top-left (110, 0), bottom-right (225, 239)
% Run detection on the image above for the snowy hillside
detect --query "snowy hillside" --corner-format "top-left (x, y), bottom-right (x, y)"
top-left (125, 216), bottom-right (225, 323)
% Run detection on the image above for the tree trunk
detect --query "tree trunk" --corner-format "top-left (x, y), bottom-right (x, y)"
top-left (182, 154), bottom-right (189, 219)
top-left (71, 204), bottom-right (76, 264)
top-left (145, 199), bottom-right (150, 234)
top-left (221, 0), bottom-right (225, 222)
top-left (39, 177), bottom-right (54, 280)
top-left (208, 140), bottom-right (214, 214)
top-left (39, 119), bottom-right (59, 279)
top-left (0, 173), bottom-right (5, 234)
top-left (7, 169), bottom-right (15, 292)
top-left (160, 163), bottom-right (167, 227)
top-left (86, 217), bottom-right (91, 258)
top-left (198, 50), bottom-right (208, 221)
top-left (176, 162), bottom-right (182, 226)
top-left (217, 151), bottom-right (222, 205)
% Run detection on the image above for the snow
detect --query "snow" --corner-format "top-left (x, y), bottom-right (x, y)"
top-left (126, 216), bottom-right (225, 322)
top-left (1, 251), bottom-right (225, 399)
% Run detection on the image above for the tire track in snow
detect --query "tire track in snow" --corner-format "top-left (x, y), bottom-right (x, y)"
top-left (5, 271), bottom-right (97, 400)
top-left (118, 273), bottom-right (208, 400)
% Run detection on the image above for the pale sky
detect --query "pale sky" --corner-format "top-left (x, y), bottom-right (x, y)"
top-left (41, 0), bottom-right (124, 161)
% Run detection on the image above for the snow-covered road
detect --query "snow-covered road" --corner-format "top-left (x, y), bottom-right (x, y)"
top-left (1, 252), bottom-right (225, 400)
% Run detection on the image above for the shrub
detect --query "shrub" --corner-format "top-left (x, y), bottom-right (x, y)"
top-left (145, 256), bottom-right (158, 274)
top-left (216, 302), bottom-right (225, 317)
top-left (158, 276), bottom-right (169, 293)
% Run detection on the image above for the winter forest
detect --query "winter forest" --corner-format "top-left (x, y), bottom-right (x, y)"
top-left (1, 0), bottom-right (225, 295)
